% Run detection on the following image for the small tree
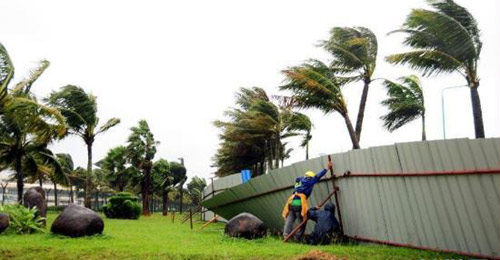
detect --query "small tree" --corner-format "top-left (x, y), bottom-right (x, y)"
top-left (126, 120), bottom-right (158, 216)
top-left (187, 177), bottom-right (207, 207)
top-left (169, 162), bottom-right (186, 213)
top-left (151, 159), bottom-right (172, 216)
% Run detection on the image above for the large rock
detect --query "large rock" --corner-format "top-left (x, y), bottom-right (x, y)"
top-left (0, 213), bottom-right (9, 234)
top-left (23, 187), bottom-right (47, 222)
top-left (51, 204), bottom-right (104, 237)
top-left (224, 213), bottom-right (267, 239)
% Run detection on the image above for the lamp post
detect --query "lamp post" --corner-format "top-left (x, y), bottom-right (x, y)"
top-left (177, 157), bottom-right (185, 213)
top-left (441, 85), bottom-right (468, 139)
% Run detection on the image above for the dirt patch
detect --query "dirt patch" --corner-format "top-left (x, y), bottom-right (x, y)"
top-left (295, 249), bottom-right (347, 260)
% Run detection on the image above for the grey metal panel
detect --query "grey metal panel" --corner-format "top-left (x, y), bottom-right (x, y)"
top-left (202, 138), bottom-right (500, 258)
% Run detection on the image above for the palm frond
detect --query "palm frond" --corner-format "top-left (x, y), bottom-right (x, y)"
top-left (13, 60), bottom-right (50, 94)
top-left (97, 118), bottom-right (120, 135)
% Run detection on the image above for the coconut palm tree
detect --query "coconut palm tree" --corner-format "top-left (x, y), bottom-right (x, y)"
top-left (213, 87), bottom-right (313, 176)
top-left (321, 27), bottom-right (378, 142)
top-left (0, 43), bottom-right (14, 109)
top-left (381, 75), bottom-right (426, 140)
top-left (169, 161), bottom-right (186, 213)
top-left (151, 159), bottom-right (172, 216)
top-left (98, 146), bottom-right (137, 192)
top-left (281, 60), bottom-right (360, 149)
top-left (0, 56), bottom-right (66, 202)
top-left (386, 0), bottom-right (484, 138)
top-left (126, 120), bottom-right (158, 216)
top-left (46, 85), bottom-right (120, 208)
top-left (55, 153), bottom-right (75, 203)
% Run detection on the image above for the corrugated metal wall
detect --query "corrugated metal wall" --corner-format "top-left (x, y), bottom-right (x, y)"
top-left (202, 173), bottom-right (242, 221)
top-left (202, 138), bottom-right (500, 258)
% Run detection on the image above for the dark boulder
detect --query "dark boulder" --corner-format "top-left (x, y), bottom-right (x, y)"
top-left (224, 213), bottom-right (267, 239)
top-left (0, 213), bottom-right (9, 234)
top-left (51, 204), bottom-right (104, 237)
top-left (23, 187), bottom-right (47, 222)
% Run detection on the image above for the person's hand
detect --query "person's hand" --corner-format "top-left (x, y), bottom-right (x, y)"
top-left (327, 161), bottom-right (333, 170)
top-left (315, 206), bottom-right (320, 210)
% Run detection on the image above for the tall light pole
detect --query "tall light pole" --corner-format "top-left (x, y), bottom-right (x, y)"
top-left (441, 85), bottom-right (468, 139)
top-left (177, 157), bottom-right (185, 213)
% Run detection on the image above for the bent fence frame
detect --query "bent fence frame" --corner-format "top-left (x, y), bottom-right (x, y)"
top-left (202, 138), bottom-right (500, 259)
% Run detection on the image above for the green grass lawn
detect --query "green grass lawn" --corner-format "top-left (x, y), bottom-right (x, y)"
top-left (0, 212), bottom-right (461, 260)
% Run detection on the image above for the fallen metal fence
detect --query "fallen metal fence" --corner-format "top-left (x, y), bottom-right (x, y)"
top-left (202, 138), bottom-right (500, 259)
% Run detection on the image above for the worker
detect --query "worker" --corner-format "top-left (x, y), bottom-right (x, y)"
top-left (282, 161), bottom-right (332, 241)
top-left (306, 203), bottom-right (340, 245)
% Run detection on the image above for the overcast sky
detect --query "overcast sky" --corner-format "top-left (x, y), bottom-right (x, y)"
top-left (1, 0), bottom-right (499, 182)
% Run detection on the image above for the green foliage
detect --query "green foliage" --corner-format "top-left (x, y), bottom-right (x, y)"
top-left (213, 87), bottom-right (312, 176)
top-left (46, 85), bottom-right (120, 206)
top-left (186, 177), bottom-right (206, 206)
top-left (102, 192), bottom-right (141, 220)
top-left (0, 204), bottom-right (45, 234)
top-left (98, 146), bottom-right (138, 192)
top-left (380, 75), bottom-right (425, 132)
top-left (281, 60), bottom-right (360, 149)
top-left (386, 0), bottom-right (484, 138)
top-left (0, 44), bottom-right (67, 201)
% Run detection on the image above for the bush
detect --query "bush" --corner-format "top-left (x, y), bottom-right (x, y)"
top-left (102, 192), bottom-right (141, 219)
top-left (0, 204), bottom-right (45, 234)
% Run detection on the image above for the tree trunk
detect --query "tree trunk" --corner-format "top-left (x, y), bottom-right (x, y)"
top-left (54, 182), bottom-right (58, 207)
top-left (267, 141), bottom-right (274, 171)
top-left (15, 154), bottom-right (23, 203)
top-left (470, 84), bottom-right (485, 138)
top-left (179, 185), bottom-right (184, 214)
top-left (39, 176), bottom-right (43, 187)
top-left (355, 78), bottom-right (371, 143)
top-left (95, 190), bottom-right (99, 210)
top-left (305, 141), bottom-right (309, 160)
top-left (2, 183), bottom-right (7, 205)
top-left (142, 164), bottom-right (151, 216)
top-left (421, 114), bottom-right (427, 141)
top-left (275, 138), bottom-right (281, 169)
top-left (260, 159), bottom-right (265, 176)
top-left (70, 185), bottom-right (74, 203)
top-left (342, 113), bottom-right (360, 149)
top-left (85, 141), bottom-right (93, 208)
top-left (162, 187), bottom-right (169, 216)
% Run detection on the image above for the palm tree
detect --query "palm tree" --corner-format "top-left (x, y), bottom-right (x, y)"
top-left (169, 162), bottom-right (186, 213)
top-left (213, 87), bottom-right (313, 176)
top-left (46, 85), bottom-right (120, 208)
top-left (386, 0), bottom-right (484, 138)
top-left (321, 27), bottom-right (378, 142)
top-left (281, 60), bottom-right (360, 149)
top-left (0, 56), bottom-right (66, 202)
top-left (55, 153), bottom-right (75, 203)
top-left (186, 176), bottom-right (206, 207)
top-left (151, 159), bottom-right (172, 216)
top-left (98, 146), bottom-right (137, 192)
top-left (126, 120), bottom-right (158, 216)
top-left (0, 43), bottom-right (14, 109)
top-left (287, 111), bottom-right (313, 159)
top-left (381, 75), bottom-right (426, 140)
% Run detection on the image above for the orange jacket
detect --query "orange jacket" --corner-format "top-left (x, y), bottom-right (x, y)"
top-left (282, 193), bottom-right (309, 219)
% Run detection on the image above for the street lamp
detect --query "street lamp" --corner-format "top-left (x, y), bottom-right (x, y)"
top-left (441, 85), bottom-right (468, 139)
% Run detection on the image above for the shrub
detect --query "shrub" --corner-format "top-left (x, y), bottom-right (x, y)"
top-left (102, 192), bottom-right (141, 219)
top-left (0, 204), bottom-right (45, 234)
